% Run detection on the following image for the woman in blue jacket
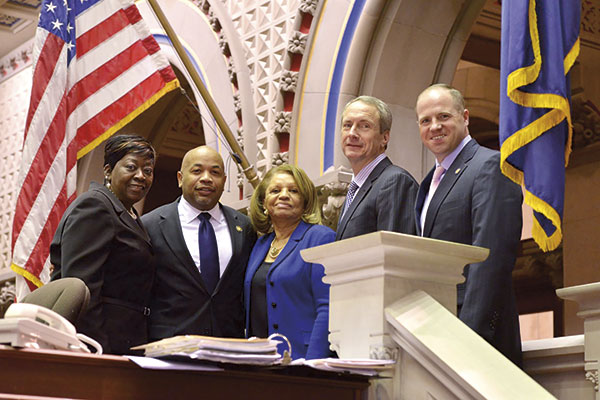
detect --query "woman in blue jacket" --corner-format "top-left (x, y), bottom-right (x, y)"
top-left (244, 164), bottom-right (334, 360)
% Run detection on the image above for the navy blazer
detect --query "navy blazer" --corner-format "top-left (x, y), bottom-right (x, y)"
top-left (336, 157), bottom-right (418, 240)
top-left (142, 198), bottom-right (256, 341)
top-left (415, 139), bottom-right (523, 366)
top-left (50, 182), bottom-right (154, 355)
top-left (244, 221), bottom-right (335, 360)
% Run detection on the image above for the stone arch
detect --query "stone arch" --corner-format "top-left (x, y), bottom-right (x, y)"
top-left (292, 0), bottom-right (486, 182)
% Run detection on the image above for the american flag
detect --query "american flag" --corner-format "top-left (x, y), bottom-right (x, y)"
top-left (10, 0), bottom-right (179, 295)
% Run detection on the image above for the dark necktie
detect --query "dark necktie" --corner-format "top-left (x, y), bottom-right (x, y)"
top-left (343, 181), bottom-right (359, 216)
top-left (198, 212), bottom-right (219, 293)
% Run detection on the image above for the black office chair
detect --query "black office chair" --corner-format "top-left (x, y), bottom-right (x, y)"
top-left (21, 278), bottom-right (90, 324)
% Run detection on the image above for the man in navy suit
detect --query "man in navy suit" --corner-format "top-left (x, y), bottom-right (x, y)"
top-left (142, 146), bottom-right (256, 340)
top-left (415, 84), bottom-right (523, 365)
top-left (335, 96), bottom-right (418, 240)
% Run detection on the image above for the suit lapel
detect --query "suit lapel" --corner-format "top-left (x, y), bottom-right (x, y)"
top-left (423, 140), bottom-right (478, 237)
top-left (95, 183), bottom-right (151, 246)
top-left (415, 169), bottom-right (434, 236)
top-left (215, 205), bottom-right (244, 291)
top-left (267, 221), bottom-right (310, 277)
top-left (337, 158), bottom-right (391, 238)
top-left (246, 233), bottom-right (272, 286)
top-left (158, 199), bottom-right (206, 289)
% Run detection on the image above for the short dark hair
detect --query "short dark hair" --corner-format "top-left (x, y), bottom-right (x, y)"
top-left (249, 164), bottom-right (321, 234)
top-left (104, 134), bottom-right (156, 170)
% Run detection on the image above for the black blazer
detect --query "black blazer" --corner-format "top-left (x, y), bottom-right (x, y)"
top-left (141, 198), bottom-right (256, 341)
top-left (336, 157), bottom-right (419, 240)
top-left (415, 139), bottom-right (523, 365)
top-left (50, 182), bottom-right (154, 355)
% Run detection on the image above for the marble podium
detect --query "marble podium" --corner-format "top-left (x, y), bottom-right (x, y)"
top-left (302, 231), bottom-right (554, 399)
top-left (301, 231), bottom-right (488, 359)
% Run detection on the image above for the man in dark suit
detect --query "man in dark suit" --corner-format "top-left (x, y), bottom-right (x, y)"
top-left (415, 84), bottom-right (523, 365)
top-left (336, 96), bottom-right (418, 240)
top-left (142, 146), bottom-right (256, 340)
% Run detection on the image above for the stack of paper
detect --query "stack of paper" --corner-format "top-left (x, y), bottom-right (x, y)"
top-left (132, 335), bottom-right (283, 365)
top-left (303, 358), bottom-right (395, 376)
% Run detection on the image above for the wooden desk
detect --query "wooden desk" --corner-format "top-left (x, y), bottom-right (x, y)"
top-left (0, 347), bottom-right (370, 399)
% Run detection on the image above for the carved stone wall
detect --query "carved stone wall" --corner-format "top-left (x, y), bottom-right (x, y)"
top-left (0, 279), bottom-right (15, 318)
top-left (0, 59), bottom-right (31, 279)
top-left (572, 96), bottom-right (600, 150)
top-left (220, 0), bottom-right (303, 176)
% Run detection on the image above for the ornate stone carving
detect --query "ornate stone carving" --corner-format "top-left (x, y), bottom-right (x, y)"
top-left (582, 0), bottom-right (600, 34)
top-left (195, 0), bottom-right (210, 13)
top-left (299, 0), bottom-right (318, 15)
top-left (586, 370), bottom-right (599, 391)
top-left (273, 111), bottom-right (292, 133)
top-left (287, 31), bottom-right (308, 55)
top-left (513, 240), bottom-right (563, 288)
top-left (208, 11), bottom-right (221, 31)
top-left (271, 151), bottom-right (289, 166)
top-left (319, 181), bottom-right (349, 230)
top-left (237, 127), bottom-right (244, 150)
top-left (237, 171), bottom-right (245, 188)
top-left (219, 32), bottom-right (231, 56)
top-left (228, 58), bottom-right (237, 84)
top-left (0, 39), bottom-right (34, 83)
top-left (572, 97), bottom-right (600, 149)
top-left (221, 0), bottom-right (315, 176)
top-left (233, 93), bottom-right (241, 114)
top-left (279, 71), bottom-right (298, 92)
top-left (0, 279), bottom-right (16, 318)
top-left (369, 345), bottom-right (399, 361)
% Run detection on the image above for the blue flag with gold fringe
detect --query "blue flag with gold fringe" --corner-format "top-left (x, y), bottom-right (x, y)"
top-left (499, 0), bottom-right (580, 252)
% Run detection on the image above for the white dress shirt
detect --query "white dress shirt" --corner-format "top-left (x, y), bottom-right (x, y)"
top-left (342, 153), bottom-right (387, 217)
top-left (178, 197), bottom-right (233, 277)
top-left (420, 135), bottom-right (472, 233)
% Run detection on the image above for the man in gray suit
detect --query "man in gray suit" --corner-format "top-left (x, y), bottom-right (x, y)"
top-left (335, 96), bottom-right (418, 240)
top-left (415, 84), bottom-right (523, 365)
top-left (142, 146), bottom-right (256, 341)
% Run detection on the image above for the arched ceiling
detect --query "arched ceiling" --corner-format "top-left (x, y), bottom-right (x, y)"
top-left (0, 0), bottom-right (37, 58)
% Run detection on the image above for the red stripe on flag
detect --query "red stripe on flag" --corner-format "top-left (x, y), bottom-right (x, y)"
top-left (158, 65), bottom-right (177, 84)
top-left (67, 41), bottom-right (149, 116)
top-left (12, 92), bottom-right (68, 247)
top-left (22, 181), bottom-right (68, 287)
top-left (141, 35), bottom-right (160, 55)
top-left (24, 35), bottom-right (64, 137)
top-left (76, 10), bottom-right (129, 57)
top-left (76, 71), bottom-right (168, 149)
top-left (123, 4), bottom-right (143, 25)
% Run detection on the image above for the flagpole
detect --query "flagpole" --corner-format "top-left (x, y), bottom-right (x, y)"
top-left (146, 0), bottom-right (260, 189)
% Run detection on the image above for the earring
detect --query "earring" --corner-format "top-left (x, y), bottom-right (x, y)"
top-left (105, 175), bottom-right (111, 190)
top-left (263, 208), bottom-right (269, 216)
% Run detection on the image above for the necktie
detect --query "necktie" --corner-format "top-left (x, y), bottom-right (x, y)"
top-left (346, 181), bottom-right (359, 207)
top-left (430, 165), bottom-right (446, 193)
top-left (198, 213), bottom-right (219, 293)
top-left (343, 181), bottom-right (359, 216)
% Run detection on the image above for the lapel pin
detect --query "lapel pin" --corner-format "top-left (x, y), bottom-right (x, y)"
top-left (236, 226), bottom-right (243, 232)
top-left (455, 168), bottom-right (461, 174)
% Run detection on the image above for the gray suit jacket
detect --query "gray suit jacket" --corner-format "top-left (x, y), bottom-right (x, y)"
top-left (415, 139), bottom-right (523, 365)
top-left (336, 157), bottom-right (418, 240)
top-left (141, 198), bottom-right (256, 341)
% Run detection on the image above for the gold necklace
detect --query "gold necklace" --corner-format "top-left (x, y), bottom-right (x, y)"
top-left (269, 240), bottom-right (283, 258)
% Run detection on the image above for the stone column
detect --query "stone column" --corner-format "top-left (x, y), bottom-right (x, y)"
top-left (301, 231), bottom-right (489, 359)
top-left (557, 282), bottom-right (600, 398)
